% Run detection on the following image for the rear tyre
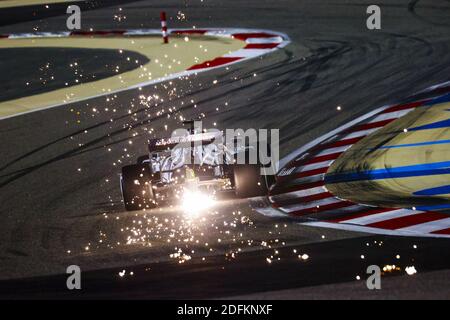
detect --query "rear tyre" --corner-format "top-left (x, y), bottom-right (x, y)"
top-left (233, 164), bottom-right (269, 198)
top-left (120, 164), bottom-right (155, 211)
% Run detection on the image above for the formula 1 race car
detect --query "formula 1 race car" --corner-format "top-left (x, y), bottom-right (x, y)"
top-left (120, 122), bottom-right (275, 211)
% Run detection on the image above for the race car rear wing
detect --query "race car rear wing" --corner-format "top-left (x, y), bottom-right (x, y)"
top-left (148, 132), bottom-right (222, 152)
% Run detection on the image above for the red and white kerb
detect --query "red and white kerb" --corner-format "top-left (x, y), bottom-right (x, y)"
top-left (268, 83), bottom-right (450, 239)
top-left (160, 11), bottom-right (169, 44)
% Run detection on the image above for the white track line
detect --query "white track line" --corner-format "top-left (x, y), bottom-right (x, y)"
top-left (302, 221), bottom-right (450, 238)
top-left (398, 218), bottom-right (450, 233)
top-left (341, 209), bottom-right (422, 225)
top-left (279, 197), bottom-right (343, 213)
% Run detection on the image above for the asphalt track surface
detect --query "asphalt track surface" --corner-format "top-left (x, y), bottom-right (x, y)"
top-left (0, 0), bottom-right (449, 299)
top-left (0, 47), bottom-right (147, 102)
top-left (0, 0), bottom-right (139, 26)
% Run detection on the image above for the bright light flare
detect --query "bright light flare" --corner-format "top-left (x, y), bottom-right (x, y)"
top-left (405, 266), bottom-right (417, 275)
top-left (181, 189), bottom-right (215, 216)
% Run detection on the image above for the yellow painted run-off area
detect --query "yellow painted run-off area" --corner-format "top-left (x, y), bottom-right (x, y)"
top-left (327, 100), bottom-right (450, 208)
top-left (0, 35), bottom-right (245, 118)
top-left (0, 0), bottom-right (83, 8)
